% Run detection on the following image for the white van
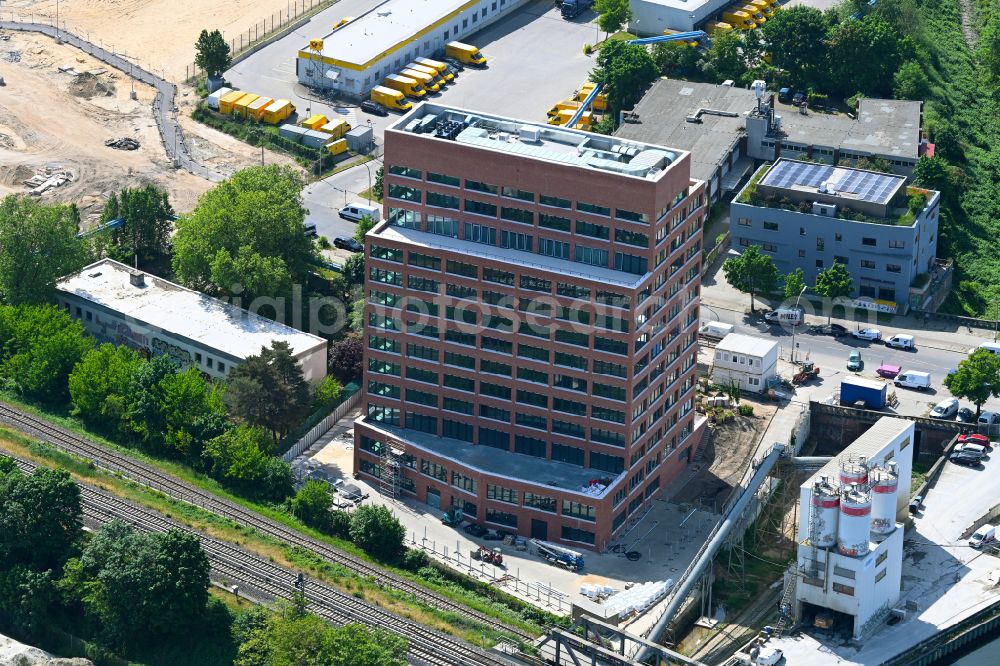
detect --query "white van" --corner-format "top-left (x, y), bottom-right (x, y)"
top-left (975, 342), bottom-right (1000, 356)
top-left (885, 334), bottom-right (915, 350)
top-left (970, 525), bottom-right (996, 549)
top-left (338, 202), bottom-right (381, 223)
top-left (764, 308), bottom-right (803, 326)
top-left (894, 371), bottom-right (931, 391)
top-left (699, 321), bottom-right (735, 339)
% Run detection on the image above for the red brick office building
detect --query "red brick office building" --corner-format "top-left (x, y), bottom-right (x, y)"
top-left (354, 103), bottom-right (707, 551)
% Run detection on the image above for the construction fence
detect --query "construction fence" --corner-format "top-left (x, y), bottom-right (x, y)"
top-left (408, 530), bottom-right (573, 616)
top-left (281, 388), bottom-right (361, 462)
top-left (184, 0), bottom-right (339, 82)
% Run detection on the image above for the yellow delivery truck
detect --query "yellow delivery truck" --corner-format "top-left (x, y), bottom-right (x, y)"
top-left (445, 41), bottom-right (487, 66)
top-left (575, 82), bottom-right (609, 111)
top-left (722, 10), bottom-right (756, 30)
top-left (383, 73), bottom-right (426, 98)
top-left (400, 67), bottom-right (440, 92)
top-left (706, 21), bottom-right (734, 36)
top-left (414, 57), bottom-right (454, 81)
top-left (318, 118), bottom-right (350, 139)
top-left (740, 4), bottom-right (767, 24)
top-left (407, 62), bottom-right (448, 88)
top-left (218, 90), bottom-right (246, 115)
top-left (233, 93), bottom-right (260, 119)
top-left (302, 114), bottom-right (328, 130)
top-left (371, 85), bottom-right (413, 111)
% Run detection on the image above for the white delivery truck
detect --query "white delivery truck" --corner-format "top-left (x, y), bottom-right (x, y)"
top-left (894, 371), bottom-right (931, 391)
top-left (885, 334), bottom-right (915, 350)
top-left (970, 525), bottom-right (996, 549)
top-left (764, 308), bottom-right (803, 326)
top-left (699, 321), bottom-right (735, 339)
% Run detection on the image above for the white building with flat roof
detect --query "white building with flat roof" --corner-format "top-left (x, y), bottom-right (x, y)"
top-left (628, 0), bottom-right (733, 33)
top-left (296, 0), bottom-right (525, 97)
top-left (55, 259), bottom-right (328, 383)
top-left (794, 417), bottom-right (914, 639)
top-left (711, 333), bottom-right (778, 393)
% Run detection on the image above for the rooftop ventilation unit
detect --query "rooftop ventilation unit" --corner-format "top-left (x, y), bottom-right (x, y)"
top-left (518, 125), bottom-right (541, 142)
top-left (751, 80), bottom-right (766, 99)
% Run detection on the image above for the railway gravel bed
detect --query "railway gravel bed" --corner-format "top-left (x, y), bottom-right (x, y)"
top-left (7, 454), bottom-right (518, 666)
top-left (0, 402), bottom-right (535, 643)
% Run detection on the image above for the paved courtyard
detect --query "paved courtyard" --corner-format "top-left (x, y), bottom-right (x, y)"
top-left (296, 411), bottom-right (718, 618)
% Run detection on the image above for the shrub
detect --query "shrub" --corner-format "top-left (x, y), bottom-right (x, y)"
top-left (349, 505), bottom-right (406, 562)
top-left (583, 43), bottom-right (593, 55)
top-left (401, 548), bottom-right (429, 572)
top-left (738, 404), bottom-right (755, 417)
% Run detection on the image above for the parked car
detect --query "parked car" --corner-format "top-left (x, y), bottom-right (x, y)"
top-left (950, 450), bottom-right (983, 467)
top-left (360, 99), bottom-right (388, 116)
top-left (930, 397), bottom-right (959, 419)
top-left (978, 411), bottom-right (1000, 426)
top-left (463, 523), bottom-right (488, 537)
top-left (333, 481), bottom-right (368, 503)
top-left (909, 495), bottom-right (923, 515)
top-left (303, 223), bottom-right (318, 238)
top-left (955, 443), bottom-right (988, 458)
top-left (847, 351), bottom-right (863, 372)
top-left (778, 87), bottom-right (793, 103)
top-left (828, 323), bottom-right (848, 337)
top-left (443, 56), bottom-right (465, 72)
top-left (958, 434), bottom-right (992, 451)
top-left (334, 236), bottom-right (363, 252)
top-left (958, 407), bottom-right (976, 423)
top-left (852, 328), bottom-right (882, 341)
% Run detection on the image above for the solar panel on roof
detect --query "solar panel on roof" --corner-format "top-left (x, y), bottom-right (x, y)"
top-left (761, 160), bottom-right (901, 203)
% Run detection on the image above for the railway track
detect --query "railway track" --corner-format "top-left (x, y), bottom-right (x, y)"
top-left (0, 403), bottom-right (534, 643)
top-left (8, 455), bottom-right (517, 666)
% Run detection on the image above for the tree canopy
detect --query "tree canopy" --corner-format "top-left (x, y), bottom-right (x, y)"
top-left (0, 466), bottom-right (82, 571)
top-left (349, 504), bottom-right (406, 562)
top-left (291, 480), bottom-right (333, 530)
top-left (783, 268), bottom-right (808, 301)
top-left (69, 343), bottom-right (145, 433)
top-left (195, 29), bottom-right (232, 78)
top-left (226, 341), bottom-right (311, 442)
top-left (761, 7), bottom-right (830, 89)
top-left (722, 245), bottom-right (780, 313)
top-left (944, 349), bottom-right (1000, 417)
top-left (101, 185), bottom-right (174, 264)
top-left (204, 425), bottom-right (293, 500)
top-left (595, 0), bottom-right (632, 36)
top-left (814, 262), bottom-right (854, 323)
top-left (0, 305), bottom-right (94, 403)
top-left (172, 166), bottom-right (316, 305)
top-left (329, 335), bottom-right (363, 382)
top-left (590, 40), bottom-right (658, 114)
top-left (0, 196), bottom-right (90, 304)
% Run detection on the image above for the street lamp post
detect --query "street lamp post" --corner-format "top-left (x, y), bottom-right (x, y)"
top-left (791, 285), bottom-right (807, 365)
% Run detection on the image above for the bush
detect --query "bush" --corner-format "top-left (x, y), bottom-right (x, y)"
top-left (583, 43), bottom-right (593, 55)
top-left (317, 236), bottom-right (331, 249)
top-left (349, 504), bottom-right (406, 562)
top-left (738, 404), bottom-right (755, 417)
top-left (329, 509), bottom-right (352, 539)
top-left (401, 548), bottom-right (429, 572)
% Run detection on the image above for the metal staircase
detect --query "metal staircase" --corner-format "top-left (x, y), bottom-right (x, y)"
top-left (773, 570), bottom-right (797, 637)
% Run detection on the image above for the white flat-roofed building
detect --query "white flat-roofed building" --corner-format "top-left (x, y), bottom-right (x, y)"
top-left (296, 0), bottom-right (525, 97)
top-left (628, 0), bottom-right (734, 33)
top-left (711, 333), bottom-right (778, 393)
top-left (55, 259), bottom-right (328, 383)
top-left (794, 418), bottom-right (914, 639)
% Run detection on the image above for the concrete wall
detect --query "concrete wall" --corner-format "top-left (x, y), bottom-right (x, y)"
top-left (730, 193), bottom-right (940, 313)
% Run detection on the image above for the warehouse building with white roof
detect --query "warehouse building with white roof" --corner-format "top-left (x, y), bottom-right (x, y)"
top-left (55, 259), bottom-right (328, 384)
top-left (296, 0), bottom-right (525, 97)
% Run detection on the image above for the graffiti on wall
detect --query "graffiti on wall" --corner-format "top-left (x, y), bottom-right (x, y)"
top-left (115, 322), bottom-right (149, 348)
top-left (151, 337), bottom-right (193, 366)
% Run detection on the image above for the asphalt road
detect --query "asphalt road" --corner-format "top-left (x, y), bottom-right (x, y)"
top-left (0, 19), bottom-right (223, 182)
top-left (302, 160), bottom-right (380, 241)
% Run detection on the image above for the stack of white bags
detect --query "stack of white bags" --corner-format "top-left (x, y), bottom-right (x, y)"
top-left (601, 579), bottom-right (674, 619)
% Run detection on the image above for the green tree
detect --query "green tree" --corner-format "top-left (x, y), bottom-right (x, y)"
top-left (761, 6), bottom-right (830, 89)
top-left (783, 268), bottom-right (808, 300)
top-left (0, 196), bottom-right (90, 304)
top-left (172, 166), bottom-right (315, 304)
top-left (651, 41), bottom-right (702, 78)
top-left (892, 60), bottom-right (929, 100)
top-left (69, 344), bottom-right (144, 433)
top-left (980, 17), bottom-right (1000, 79)
top-left (101, 185), bottom-right (174, 264)
top-left (343, 253), bottom-right (365, 287)
top-left (291, 480), bottom-right (333, 530)
top-left (0, 566), bottom-right (58, 638)
top-left (349, 504), bottom-right (406, 562)
top-left (590, 40), bottom-right (658, 115)
top-left (0, 466), bottom-right (82, 571)
top-left (702, 30), bottom-right (749, 84)
top-left (814, 262), bottom-right (854, 324)
top-left (313, 375), bottom-right (344, 407)
top-left (0, 305), bottom-right (94, 403)
top-left (226, 341), bottom-right (311, 442)
top-left (722, 245), bottom-right (780, 313)
top-left (203, 425), bottom-right (292, 500)
top-left (913, 155), bottom-right (954, 201)
top-left (827, 15), bottom-right (907, 96)
top-left (124, 354), bottom-right (179, 446)
top-left (944, 349), bottom-right (1000, 418)
top-left (328, 624), bottom-right (408, 666)
top-left (352, 214), bottom-right (377, 244)
top-left (73, 521), bottom-right (210, 645)
top-left (195, 29), bottom-right (232, 78)
top-left (595, 0), bottom-right (632, 37)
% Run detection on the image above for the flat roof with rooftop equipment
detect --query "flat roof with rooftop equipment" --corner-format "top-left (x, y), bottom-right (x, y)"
top-left (759, 160), bottom-right (906, 206)
top-left (390, 102), bottom-right (685, 181)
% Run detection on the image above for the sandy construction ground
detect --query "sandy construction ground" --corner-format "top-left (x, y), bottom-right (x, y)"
top-left (8, 0), bottom-right (315, 79)
top-left (0, 32), bottom-right (299, 223)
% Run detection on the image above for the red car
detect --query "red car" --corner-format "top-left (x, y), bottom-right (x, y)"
top-left (958, 434), bottom-right (992, 451)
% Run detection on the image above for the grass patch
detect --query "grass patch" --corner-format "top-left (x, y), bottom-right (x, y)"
top-left (911, 455), bottom-right (936, 493)
top-left (0, 394), bottom-right (552, 641)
